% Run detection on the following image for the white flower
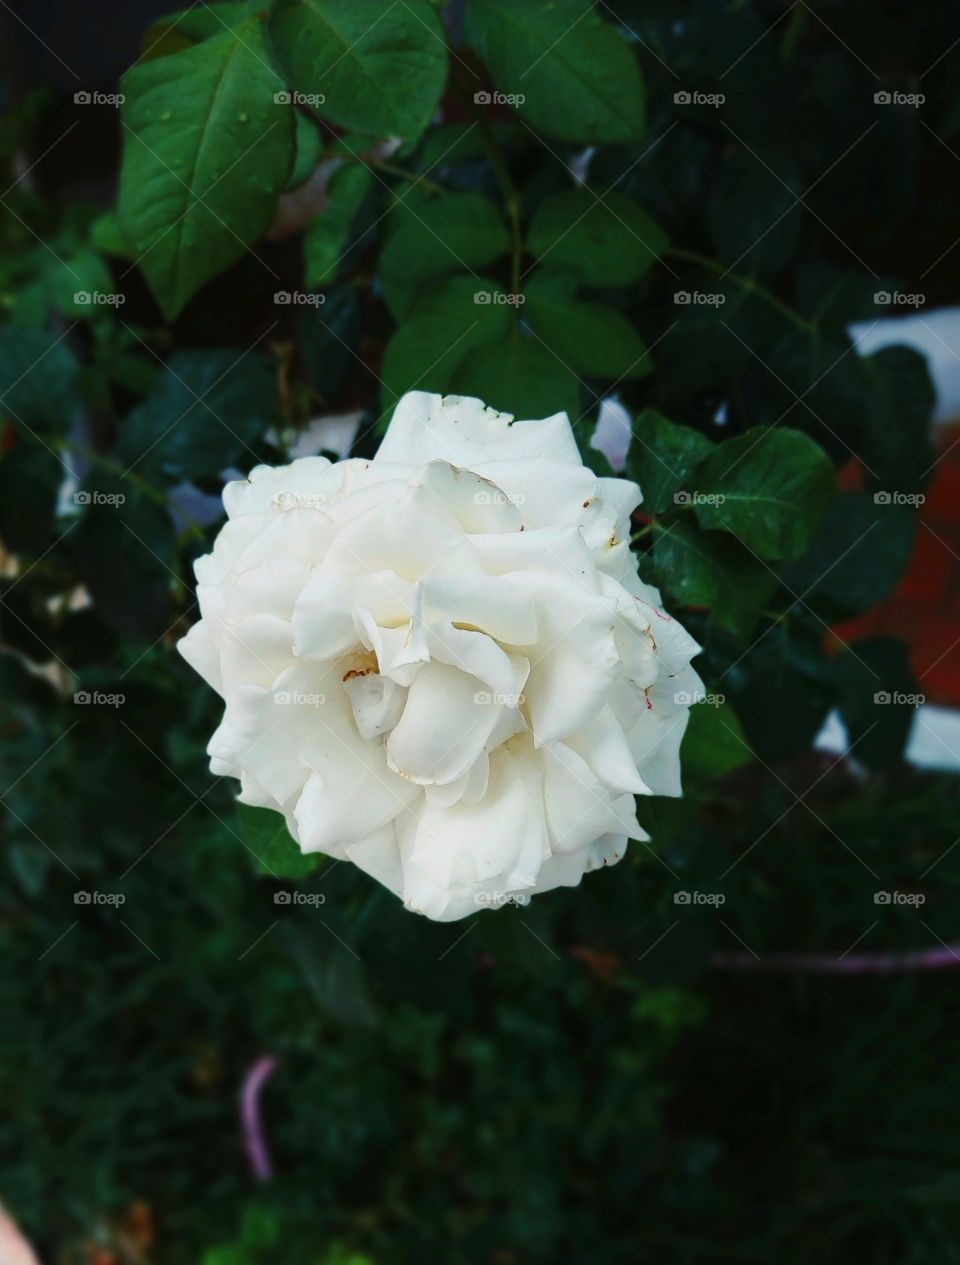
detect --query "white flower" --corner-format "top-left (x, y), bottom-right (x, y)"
top-left (179, 392), bottom-right (702, 921)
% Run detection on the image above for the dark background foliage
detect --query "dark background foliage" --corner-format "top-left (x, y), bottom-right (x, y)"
top-left (2, 1), bottom-right (960, 1261)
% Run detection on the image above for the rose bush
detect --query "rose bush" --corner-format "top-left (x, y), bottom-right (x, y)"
top-left (180, 391), bottom-right (702, 920)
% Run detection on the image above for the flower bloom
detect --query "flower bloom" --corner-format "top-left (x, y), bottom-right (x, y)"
top-left (179, 392), bottom-right (702, 921)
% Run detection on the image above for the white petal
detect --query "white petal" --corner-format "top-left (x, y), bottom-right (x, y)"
top-left (378, 391), bottom-right (583, 468)
top-left (396, 744), bottom-right (549, 921)
top-left (386, 662), bottom-right (500, 786)
top-left (178, 620), bottom-right (223, 696)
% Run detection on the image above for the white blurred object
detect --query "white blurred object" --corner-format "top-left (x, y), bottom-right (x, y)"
top-left (815, 705), bottom-right (960, 772)
top-left (287, 411), bottom-right (364, 460)
top-left (0, 1204), bottom-right (41, 1265)
top-left (850, 307), bottom-right (960, 425)
top-left (590, 397), bottom-right (632, 472)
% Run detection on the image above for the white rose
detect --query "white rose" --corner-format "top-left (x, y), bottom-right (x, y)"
top-left (179, 392), bottom-right (702, 921)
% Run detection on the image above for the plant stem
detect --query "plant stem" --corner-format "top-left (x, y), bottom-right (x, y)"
top-left (665, 247), bottom-right (814, 331)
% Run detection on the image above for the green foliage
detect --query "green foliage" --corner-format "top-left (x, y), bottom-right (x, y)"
top-left (527, 191), bottom-right (668, 285)
top-left (268, 0), bottom-right (448, 141)
top-left (463, 0), bottom-right (646, 143)
top-left (119, 18), bottom-right (296, 318)
top-left (3, 1), bottom-right (958, 1261)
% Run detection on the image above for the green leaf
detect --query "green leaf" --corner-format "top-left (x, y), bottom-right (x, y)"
top-left (237, 801), bottom-right (324, 878)
top-left (626, 409), bottom-right (715, 516)
top-left (524, 273), bottom-right (651, 380)
top-left (832, 636), bottom-right (919, 771)
top-left (526, 191), bottom-right (667, 286)
top-left (0, 327), bottom-right (78, 431)
top-left (381, 275), bottom-right (513, 412)
top-left (268, 0), bottom-right (447, 141)
top-left (692, 428), bottom-right (835, 561)
top-left (379, 191), bottom-right (510, 319)
top-left (649, 517), bottom-right (779, 638)
top-left (118, 348), bottom-right (277, 482)
top-left (456, 332), bottom-right (578, 421)
top-left (858, 345), bottom-right (935, 494)
top-left (142, 2), bottom-right (257, 58)
top-left (780, 493), bottom-right (914, 618)
top-left (119, 19), bottom-right (296, 319)
top-left (682, 699), bottom-right (754, 779)
top-left (285, 109), bottom-right (324, 191)
top-left (464, 0), bottom-right (645, 143)
top-left (303, 164), bottom-right (374, 288)
top-left (0, 443), bottom-right (63, 555)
